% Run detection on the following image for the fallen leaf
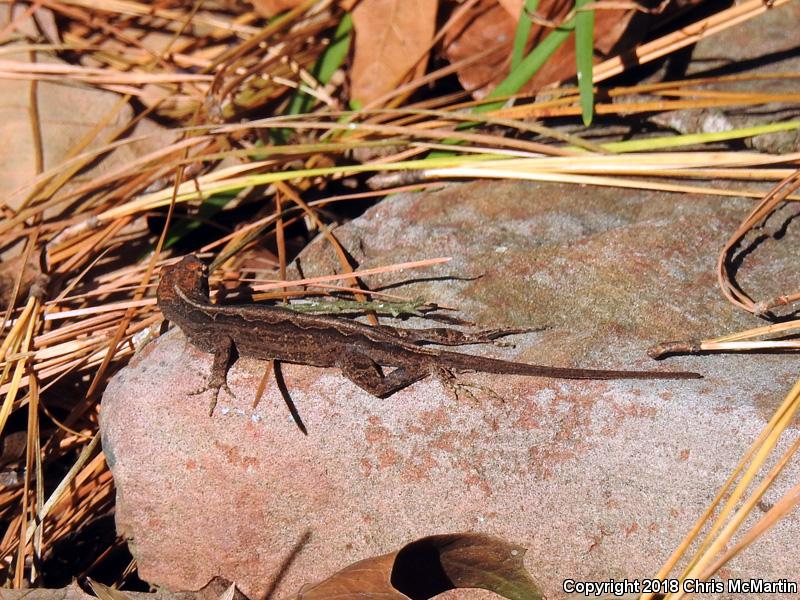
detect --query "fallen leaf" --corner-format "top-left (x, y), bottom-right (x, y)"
top-left (0, 250), bottom-right (43, 307)
top-left (0, 539), bottom-right (540, 600)
top-left (350, 0), bottom-right (438, 106)
top-left (441, 0), bottom-right (515, 99)
top-left (443, 0), bottom-right (694, 98)
top-left (89, 581), bottom-right (135, 600)
top-left (496, 0), bottom-right (524, 18)
top-left (291, 532), bottom-right (544, 599)
top-left (0, 6), bottom-right (177, 213)
top-left (0, 431), bottom-right (27, 466)
top-left (0, 584), bottom-right (96, 600)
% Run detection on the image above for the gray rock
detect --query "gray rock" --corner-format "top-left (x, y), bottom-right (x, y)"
top-left (100, 181), bottom-right (800, 599)
top-left (656, 1), bottom-right (800, 154)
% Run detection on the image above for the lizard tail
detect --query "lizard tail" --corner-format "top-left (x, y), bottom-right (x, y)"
top-left (435, 350), bottom-right (702, 380)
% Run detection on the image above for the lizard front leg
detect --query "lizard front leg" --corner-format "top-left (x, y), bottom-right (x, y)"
top-left (337, 349), bottom-right (428, 398)
top-left (188, 336), bottom-right (235, 415)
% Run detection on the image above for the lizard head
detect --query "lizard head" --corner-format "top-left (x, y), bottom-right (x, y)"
top-left (156, 255), bottom-right (210, 319)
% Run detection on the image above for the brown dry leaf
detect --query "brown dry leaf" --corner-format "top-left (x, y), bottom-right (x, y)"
top-left (496, 0), bottom-right (523, 17)
top-left (441, 0), bottom-right (516, 99)
top-left (0, 585), bottom-right (96, 600)
top-left (89, 581), bottom-right (135, 600)
top-left (249, 0), bottom-right (307, 18)
top-left (0, 8), bottom-right (177, 213)
top-left (443, 0), bottom-right (678, 98)
top-left (0, 251), bottom-right (43, 307)
top-left (0, 537), bottom-right (540, 600)
top-left (292, 533), bottom-right (544, 599)
top-left (350, 0), bottom-right (438, 107)
top-left (0, 431), bottom-right (27, 466)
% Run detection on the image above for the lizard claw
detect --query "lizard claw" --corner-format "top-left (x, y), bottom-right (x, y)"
top-left (205, 382), bottom-right (235, 416)
top-left (188, 380), bottom-right (235, 416)
top-left (207, 391), bottom-right (220, 416)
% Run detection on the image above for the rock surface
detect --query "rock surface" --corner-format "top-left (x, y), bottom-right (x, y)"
top-left (101, 180), bottom-right (800, 599)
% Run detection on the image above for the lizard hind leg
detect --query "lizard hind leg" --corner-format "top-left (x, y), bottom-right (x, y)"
top-left (337, 349), bottom-right (428, 398)
top-left (432, 366), bottom-right (502, 404)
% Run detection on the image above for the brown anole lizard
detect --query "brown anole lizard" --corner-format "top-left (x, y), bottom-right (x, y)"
top-left (157, 255), bottom-right (701, 414)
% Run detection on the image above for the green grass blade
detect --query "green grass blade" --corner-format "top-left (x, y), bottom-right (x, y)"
top-left (287, 13), bottom-right (352, 116)
top-left (575, 0), bottom-right (594, 126)
top-left (316, 13), bottom-right (352, 85)
top-left (481, 12), bottom-right (577, 113)
top-left (602, 119), bottom-right (800, 153)
top-left (511, 0), bottom-right (539, 71)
